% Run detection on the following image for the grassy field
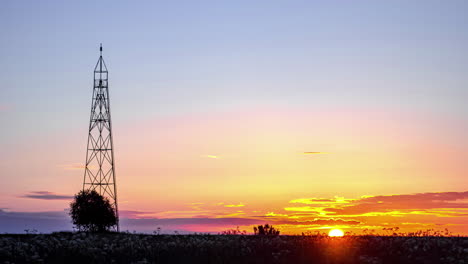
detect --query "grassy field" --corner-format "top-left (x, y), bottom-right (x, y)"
top-left (1, 232), bottom-right (467, 264)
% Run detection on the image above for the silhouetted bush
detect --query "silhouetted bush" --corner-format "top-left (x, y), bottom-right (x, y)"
top-left (253, 224), bottom-right (280, 236)
top-left (69, 190), bottom-right (116, 232)
top-left (219, 226), bottom-right (247, 235)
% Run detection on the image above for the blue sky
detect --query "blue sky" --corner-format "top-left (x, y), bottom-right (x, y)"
top-left (1, 1), bottom-right (467, 123)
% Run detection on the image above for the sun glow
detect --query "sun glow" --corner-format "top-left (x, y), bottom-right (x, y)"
top-left (328, 229), bottom-right (344, 237)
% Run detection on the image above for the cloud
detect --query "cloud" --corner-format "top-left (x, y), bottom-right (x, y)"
top-left (303, 152), bottom-right (327, 155)
top-left (284, 192), bottom-right (468, 223)
top-left (256, 211), bottom-right (362, 226)
top-left (3, 189), bottom-right (468, 234)
top-left (201, 155), bottom-right (220, 159)
top-left (187, 202), bottom-right (205, 210)
top-left (302, 218), bottom-right (361, 226)
top-left (119, 210), bottom-right (157, 219)
top-left (0, 209), bottom-right (71, 233)
top-left (264, 212), bottom-right (289, 217)
top-left (285, 206), bottom-right (322, 212)
top-left (214, 211), bottom-right (246, 218)
top-left (324, 191), bottom-right (468, 216)
top-left (122, 217), bottom-right (260, 226)
top-left (4, 191), bottom-right (468, 234)
top-left (224, 203), bottom-right (245, 208)
top-left (290, 197), bottom-right (353, 205)
top-left (21, 191), bottom-right (73, 200)
top-left (120, 217), bottom-right (264, 233)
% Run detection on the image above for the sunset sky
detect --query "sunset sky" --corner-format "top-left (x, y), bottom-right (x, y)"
top-left (1, 0), bottom-right (468, 235)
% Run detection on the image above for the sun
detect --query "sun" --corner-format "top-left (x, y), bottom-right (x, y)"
top-left (328, 228), bottom-right (344, 237)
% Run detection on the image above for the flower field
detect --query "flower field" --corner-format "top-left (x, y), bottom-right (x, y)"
top-left (0, 232), bottom-right (467, 264)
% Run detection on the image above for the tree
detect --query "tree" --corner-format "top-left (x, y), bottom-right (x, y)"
top-left (253, 224), bottom-right (280, 236)
top-left (69, 190), bottom-right (117, 232)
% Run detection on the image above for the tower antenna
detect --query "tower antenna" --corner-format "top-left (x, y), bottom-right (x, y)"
top-left (82, 44), bottom-right (119, 231)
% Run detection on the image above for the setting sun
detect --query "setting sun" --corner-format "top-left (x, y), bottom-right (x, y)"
top-left (328, 229), bottom-right (345, 237)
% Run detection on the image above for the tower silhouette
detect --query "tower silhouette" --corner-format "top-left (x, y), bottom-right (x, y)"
top-left (83, 45), bottom-right (119, 231)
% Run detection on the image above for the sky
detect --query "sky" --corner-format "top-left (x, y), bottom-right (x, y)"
top-left (1, 0), bottom-right (468, 235)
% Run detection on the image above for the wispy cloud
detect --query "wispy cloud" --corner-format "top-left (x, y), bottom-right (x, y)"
top-left (264, 212), bottom-right (289, 217)
top-left (215, 211), bottom-right (246, 218)
top-left (290, 196), bottom-right (353, 205)
top-left (20, 191), bottom-right (73, 200)
top-left (224, 203), bottom-right (245, 208)
top-left (302, 218), bottom-right (361, 226)
top-left (201, 155), bottom-right (221, 159)
top-left (187, 202), bottom-right (205, 210)
top-left (119, 210), bottom-right (157, 219)
top-left (302, 152), bottom-right (327, 155)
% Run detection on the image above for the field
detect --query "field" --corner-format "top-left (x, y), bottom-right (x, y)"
top-left (1, 232), bottom-right (467, 264)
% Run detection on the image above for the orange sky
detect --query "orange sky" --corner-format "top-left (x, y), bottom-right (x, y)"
top-left (1, 106), bottom-right (467, 235)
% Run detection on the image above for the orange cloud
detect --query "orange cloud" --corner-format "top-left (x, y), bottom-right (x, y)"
top-left (224, 203), bottom-right (245, 208)
top-left (300, 218), bottom-right (361, 226)
top-left (324, 192), bottom-right (468, 216)
top-left (271, 191), bottom-right (468, 234)
top-left (265, 212), bottom-right (289, 217)
top-left (290, 196), bottom-right (354, 205)
top-left (115, 191), bottom-right (468, 235)
top-left (187, 202), bottom-right (204, 210)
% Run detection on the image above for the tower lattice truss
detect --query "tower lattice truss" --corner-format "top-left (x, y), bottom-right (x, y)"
top-left (83, 46), bottom-right (119, 230)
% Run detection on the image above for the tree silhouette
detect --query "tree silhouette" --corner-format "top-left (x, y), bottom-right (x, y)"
top-left (69, 190), bottom-right (116, 232)
top-left (253, 224), bottom-right (280, 236)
